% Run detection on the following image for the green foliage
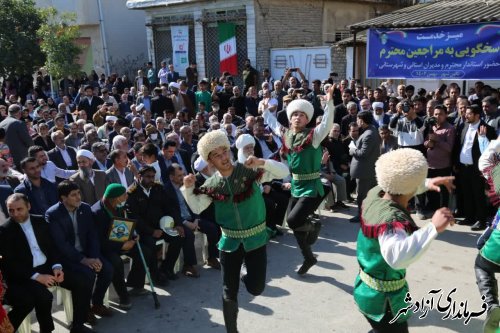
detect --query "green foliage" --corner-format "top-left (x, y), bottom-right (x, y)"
top-left (0, 0), bottom-right (46, 77)
top-left (37, 7), bottom-right (82, 81)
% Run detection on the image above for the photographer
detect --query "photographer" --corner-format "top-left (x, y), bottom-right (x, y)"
top-left (424, 105), bottom-right (455, 211)
top-left (281, 67), bottom-right (306, 90)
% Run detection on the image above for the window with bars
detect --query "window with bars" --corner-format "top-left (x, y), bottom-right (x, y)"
top-left (335, 30), bottom-right (351, 42)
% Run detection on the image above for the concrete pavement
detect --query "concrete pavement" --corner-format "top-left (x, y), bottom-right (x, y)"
top-left (41, 204), bottom-right (486, 332)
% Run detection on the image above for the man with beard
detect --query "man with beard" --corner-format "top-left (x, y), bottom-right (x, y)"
top-left (14, 157), bottom-right (58, 215)
top-left (69, 150), bottom-right (106, 205)
top-left (212, 81), bottom-right (234, 114)
top-left (271, 81), bottom-right (287, 112)
top-left (333, 88), bottom-right (352, 125)
top-left (229, 86), bottom-right (246, 119)
top-left (372, 102), bottom-right (391, 128)
top-left (359, 98), bottom-right (372, 113)
top-left (341, 101), bottom-right (358, 137)
top-left (0, 157), bottom-right (20, 189)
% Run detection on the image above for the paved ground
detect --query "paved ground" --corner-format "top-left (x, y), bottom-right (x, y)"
top-left (36, 203), bottom-right (487, 333)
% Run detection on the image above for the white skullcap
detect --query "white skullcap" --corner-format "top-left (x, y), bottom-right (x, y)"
top-left (106, 115), bottom-right (117, 122)
top-left (286, 99), bottom-right (314, 121)
top-left (197, 130), bottom-right (230, 161)
top-left (169, 82), bottom-right (180, 90)
top-left (193, 156), bottom-right (208, 172)
top-left (76, 149), bottom-right (95, 161)
top-left (376, 148), bottom-right (428, 195)
top-left (372, 102), bottom-right (384, 110)
top-left (136, 103), bottom-right (144, 112)
top-left (235, 134), bottom-right (255, 150)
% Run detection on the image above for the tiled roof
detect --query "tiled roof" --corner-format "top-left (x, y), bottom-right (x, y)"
top-left (348, 0), bottom-right (500, 31)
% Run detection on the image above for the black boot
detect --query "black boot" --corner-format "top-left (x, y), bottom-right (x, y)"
top-left (294, 231), bottom-right (317, 275)
top-left (295, 220), bottom-right (322, 245)
top-left (475, 267), bottom-right (500, 332)
top-left (222, 298), bottom-right (239, 333)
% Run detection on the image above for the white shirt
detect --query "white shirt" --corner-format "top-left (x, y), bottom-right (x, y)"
top-left (459, 121), bottom-right (480, 165)
top-left (42, 160), bottom-right (76, 183)
top-left (149, 161), bottom-right (162, 184)
top-left (57, 146), bottom-right (73, 168)
top-left (379, 223), bottom-right (438, 270)
top-left (20, 219), bottom-right (47, 268)
top-left (116, 167), bottom-right (129, 188)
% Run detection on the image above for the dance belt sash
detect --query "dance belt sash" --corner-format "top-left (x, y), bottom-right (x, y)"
top-left (292, 172), bottom-right (321, 181)
top-left (221, 222), bottom-right (266, 238)
top-left (359, 270), bottom-right (406, 293)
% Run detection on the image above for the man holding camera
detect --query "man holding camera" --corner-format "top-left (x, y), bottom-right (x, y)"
top-left (424, 105), bottom-right (455, 212)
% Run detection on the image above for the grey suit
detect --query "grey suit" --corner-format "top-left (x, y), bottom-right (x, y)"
top-left (105, 165), bottom-right (135, 188)
top-left (0, 115), bottom-right (34, 169)
top-left (69, 170), bottom-right (107, 205)
top-left (350, 125), bottom-right (381, 212)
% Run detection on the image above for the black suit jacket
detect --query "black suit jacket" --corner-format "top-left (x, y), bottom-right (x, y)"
top-left (77, 96), bottom-right (104, 119)
top-left (454, 120), bottom-right (496, 168)
top-left (151, 95), bottom-right (175, 118)
top-left (0, 215), bottom-right (61, 283)
top-left (47, 146), bottom-right (78, 171)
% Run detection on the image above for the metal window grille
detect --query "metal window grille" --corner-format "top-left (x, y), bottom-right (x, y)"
top-left (152, 16), bottom-right (196, 75)
top-left (202, 21), bottom-right (247, 88)
top-left (200, 8), bottom-right (247, 88)
top-left (335, 30), bottom-right (351, 42)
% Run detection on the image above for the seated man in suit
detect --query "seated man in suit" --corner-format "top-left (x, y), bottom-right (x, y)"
top-left (69, 150), bottom-right (106, 206)
top-left (0, 193), bottom-right (94, 333)
top-left (165, 164), bottom-right (221, 276)
top-left (126, 166), bottom-right (184, 283)
top-left (105, 149), bottom-right (135, 188)
top-left (14, 157), bottom-right (58, 215)
top-left (48, 130), bottom-right (78, 171)
top-left (46, 181), bottom-right (114, 323)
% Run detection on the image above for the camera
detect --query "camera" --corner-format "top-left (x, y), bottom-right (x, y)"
top-left (402, 102), bottom-right (411, 113)
top-left (427, 117), bottom-right (437, 134)
top-left (290, 68), bottom-right (298, 72)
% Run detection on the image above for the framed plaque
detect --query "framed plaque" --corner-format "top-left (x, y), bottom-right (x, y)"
top-left (108, 217), bottom-right (136, 242)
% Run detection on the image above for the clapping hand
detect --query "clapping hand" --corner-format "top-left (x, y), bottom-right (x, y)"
top-left (244, 156), bottom-right (265, 169)
top-left (183, 174), bottom-right (196, 188)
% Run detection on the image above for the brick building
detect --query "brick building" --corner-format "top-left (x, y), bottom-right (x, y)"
top-left (126, 0), bottom-right (412, 84)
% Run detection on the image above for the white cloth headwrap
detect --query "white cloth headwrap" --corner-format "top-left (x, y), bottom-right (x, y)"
top-left (76, 149), bottom-right (95, 161)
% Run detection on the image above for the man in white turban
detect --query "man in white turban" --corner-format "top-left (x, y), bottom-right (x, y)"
top-left (235, 134), bottom-right (255, 164)
top-left (69, 149), bottom-right (107, 205)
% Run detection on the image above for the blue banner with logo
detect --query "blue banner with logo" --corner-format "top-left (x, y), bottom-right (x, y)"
top-left (367, 23), bottom-right (500, 79)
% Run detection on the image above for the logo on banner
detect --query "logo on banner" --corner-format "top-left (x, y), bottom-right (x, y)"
top-left (224, 43), bottom-right (232, 54)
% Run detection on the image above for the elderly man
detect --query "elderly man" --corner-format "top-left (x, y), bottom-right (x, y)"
top-left (14, 157), bottom-right (59, 215)
top-left (105, 149), bottom-right (135, 188)
top-left (372, 102), bottom-right (391, 128)
top-left (180, 125), bottom-right (197, 157)
top-left (29, 145), bottom-right (76, 184)
top-left (0, 104), bottom-right (33, 170)
top-left (65, 121), bottom-right (84, 148)
top-left (48, 130), bottom-right (78, 171)
top-left (69, 150), bottom-right (106, 205)
top-left (0, 157), bottom-right (20, 189)
top-left (340, 101), bottom-right (358, 137)
top-left (97, 115), bottom-right (116, 141)
top-left (111, 134), bottom-right (129, 153)
top-left (91, 142), bottom-right (112, 171)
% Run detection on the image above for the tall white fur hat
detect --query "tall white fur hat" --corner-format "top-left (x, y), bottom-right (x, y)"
top-left (286, 99), bottom-right (314, 121)
top-left (197, 130), bottom-right (230, 161)
top-left (375, 148), bottom-right (428, 195)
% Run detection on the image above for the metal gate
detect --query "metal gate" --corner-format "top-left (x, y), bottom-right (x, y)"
top-left (152, 16), bottom-right (196, 76)
top-left (202, 9), bottom-right (247, 88)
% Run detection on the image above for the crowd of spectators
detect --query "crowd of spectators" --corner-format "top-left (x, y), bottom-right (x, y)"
top-left (0, 61), bottom-right (498, 332)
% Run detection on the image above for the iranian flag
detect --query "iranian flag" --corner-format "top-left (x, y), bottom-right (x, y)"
top-left (218, 22), bottom-right (238, 75)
